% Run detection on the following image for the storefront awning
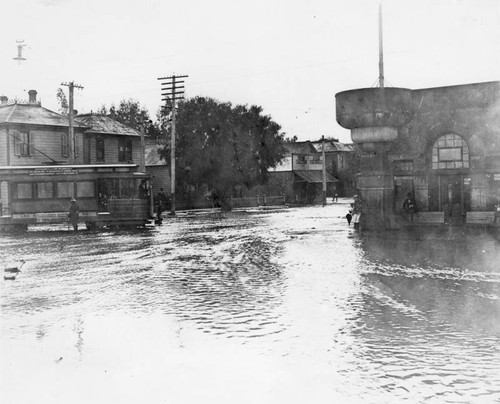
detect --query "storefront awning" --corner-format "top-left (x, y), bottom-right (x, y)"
top-left (294, 170), bottom-right (339, 183)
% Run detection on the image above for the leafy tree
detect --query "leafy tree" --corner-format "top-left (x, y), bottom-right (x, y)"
top-left (56, 88), bottom-right (68, 116)
top-left (160, 96), bottom-right (286, 209)
top-left (97, 99), bottom-right (159, 136)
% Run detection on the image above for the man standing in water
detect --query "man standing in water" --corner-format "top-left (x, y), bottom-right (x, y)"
top-left (402, 192), bottom-right (417, 222)
top-left (68, 198), bottom-right (80, 231)
top-left (156, 188), bottom-right (168, 222)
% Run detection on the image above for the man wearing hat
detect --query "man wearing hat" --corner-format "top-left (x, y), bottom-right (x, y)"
top-left (68, 198), bottom-right (80, 231)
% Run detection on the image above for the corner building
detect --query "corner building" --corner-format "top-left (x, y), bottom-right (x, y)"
top-left (336, 81), bottom-right (500, 229)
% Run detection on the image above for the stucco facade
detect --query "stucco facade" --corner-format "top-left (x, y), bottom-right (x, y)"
top-left (336, 81), bottom-right (500, 229)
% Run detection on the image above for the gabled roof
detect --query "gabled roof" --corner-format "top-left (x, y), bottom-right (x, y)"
top-left (0, 103), bottom-right (87, 128)
top-left (76, 114), bottom-right (140, 137)
top-left (312, 141), bottom-right (355, 153)
top-left (283, 141), bottom-right (317, 155)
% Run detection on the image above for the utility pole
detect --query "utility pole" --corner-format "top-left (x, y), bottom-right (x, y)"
top-left (139, 124), bottom-right (146, 173)
top-left (378, 3), bottom-right (385, 88)
top-left (322, 136), bottom-right (327, 206)
top-left (157, 74), bottom-right (188, 215)
top-left (61, 81), bottom-right (84, 164)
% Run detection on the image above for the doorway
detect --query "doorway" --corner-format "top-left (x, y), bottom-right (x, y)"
top-left (439, 174), bottom-right (464, 223)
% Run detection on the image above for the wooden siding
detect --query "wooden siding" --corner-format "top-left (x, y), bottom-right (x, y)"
top-left (0, 126), bottom-right (87, 166)
top-left (85, 134), bottom-right (142, 165)
top-left (0, 181), bottom-right (7, 213)
top-left (1, 126), bottom-right (142, 168)
top-left (148, 165), bottom-right (171, 197)
top-left (0, 129), bottom-right (7, 166)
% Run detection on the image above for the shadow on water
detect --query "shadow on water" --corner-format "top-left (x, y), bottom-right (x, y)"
top-left (357, 228), bottom-right (500, 330)
top-left (360, 227), bottom-right (500, 272)
top-left (336, 228), bottom-right (500, 400)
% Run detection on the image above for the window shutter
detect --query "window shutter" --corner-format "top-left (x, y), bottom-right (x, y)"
top-left (13, 131), bottom-right (20, 156)
top-left (29, 132), bottom-right (35, 156)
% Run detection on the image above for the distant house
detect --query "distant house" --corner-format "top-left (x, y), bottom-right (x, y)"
top-left (247, 141), bottom-right (338, 204)
top-left (310, 140), bottom-right (357, 196)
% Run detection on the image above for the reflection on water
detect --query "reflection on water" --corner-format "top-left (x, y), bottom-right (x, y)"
top-left (1, 205), bottom-right (500, 403)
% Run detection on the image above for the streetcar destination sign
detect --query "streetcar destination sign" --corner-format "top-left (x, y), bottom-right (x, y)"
top-left (29, 168), bottom-right (79, 176)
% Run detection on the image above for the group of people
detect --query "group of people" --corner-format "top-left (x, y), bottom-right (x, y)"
top-left (344, 191), bottom-right (418, 229)
top-left (345, 195), bottom-right (362, 230)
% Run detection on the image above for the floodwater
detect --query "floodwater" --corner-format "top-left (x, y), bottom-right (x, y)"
top-left (1, 202), bottom-right (500, 404)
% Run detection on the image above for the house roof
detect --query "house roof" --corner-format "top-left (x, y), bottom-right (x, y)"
top-left (75, 114), bottom-right (140, 137)
top-left (284, 140), bottom-right (354, 155)
top-left (294, 170), bottom-right (339, 183)
top-left (0, 103), bottom-right (88, 128)
top-left (283, 141), bottom-right (317, 154)
top-left (311, 141), bottom-right (354, 153)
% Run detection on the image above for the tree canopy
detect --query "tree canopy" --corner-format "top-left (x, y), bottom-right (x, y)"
top-left (97, 99), bottom-right (159, 136)
top-left (160, 96), bottom-right (286, 203)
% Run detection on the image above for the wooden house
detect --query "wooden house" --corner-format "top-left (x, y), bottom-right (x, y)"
top-left (75, 113), bottom-right (143, 166)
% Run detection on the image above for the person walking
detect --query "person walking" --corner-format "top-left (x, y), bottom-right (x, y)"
top-left (68, 198), bottom-right (80, 231)
top-left (346, 203), bottom-right (353, 225)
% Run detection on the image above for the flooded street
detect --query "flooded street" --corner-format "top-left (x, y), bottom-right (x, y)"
top-left (1, 202), bottom-right (500, 403)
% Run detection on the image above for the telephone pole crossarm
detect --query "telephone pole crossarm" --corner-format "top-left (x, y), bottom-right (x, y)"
top-left (157, 74), bottom-right (189, 216)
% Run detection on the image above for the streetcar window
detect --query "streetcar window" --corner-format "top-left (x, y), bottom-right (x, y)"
top-left (77, 181), bottom-right (95, 198)
top-left (37, 182), bottom-right (54, 199)
top-left (16, 183), bottom-right (33, 199)
top-left (57, 182), bottom-right (74, 198)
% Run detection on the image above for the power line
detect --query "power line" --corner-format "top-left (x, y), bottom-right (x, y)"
top-left (61, 81), bottom-right (84, 164)
top-left (157, 74), bottom-right (188, 216)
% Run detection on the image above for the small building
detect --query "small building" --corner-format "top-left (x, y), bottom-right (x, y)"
top-left (336, 81), bottom-right (500, 229)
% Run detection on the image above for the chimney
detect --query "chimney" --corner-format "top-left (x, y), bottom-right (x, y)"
top-left (0, 95), bottom-right (8, 105)
top-left (28, 90), bottom-right (37, 104)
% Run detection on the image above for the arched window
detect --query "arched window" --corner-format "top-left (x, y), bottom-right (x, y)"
top-left (431, 134), bottom-right (469, 170)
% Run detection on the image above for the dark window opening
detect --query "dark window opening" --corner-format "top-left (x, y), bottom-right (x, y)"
top-left (118, 138), bottom-right (132, 162)
top-left (96, 139), bottom-right (105, 162)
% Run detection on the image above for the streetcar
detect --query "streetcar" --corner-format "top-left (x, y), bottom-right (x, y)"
top-left (0, 164), bottom-right (154, 231)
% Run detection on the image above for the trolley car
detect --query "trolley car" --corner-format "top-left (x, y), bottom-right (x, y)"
top-left (0, 164), bottom-right (154, 231)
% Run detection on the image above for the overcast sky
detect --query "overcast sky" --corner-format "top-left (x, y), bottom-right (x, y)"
top-left (1, 0), bottom-right (499, 143)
